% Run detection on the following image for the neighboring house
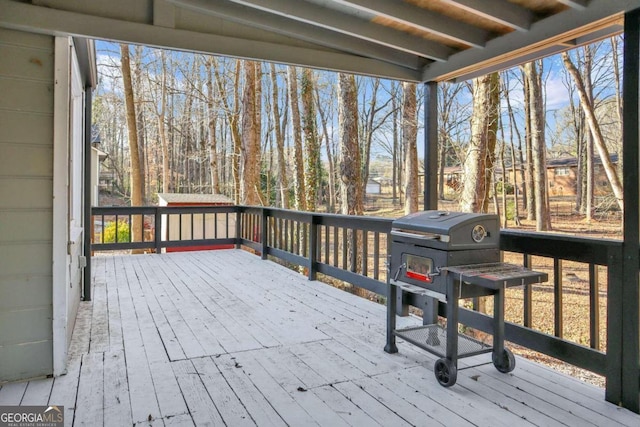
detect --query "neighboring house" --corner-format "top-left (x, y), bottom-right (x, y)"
top-left (0, 29), bottom-right (96, 382)
top-left (442, 155), bottom-right (618, 197)
top-left (546, 155), bottom-right (618, 197)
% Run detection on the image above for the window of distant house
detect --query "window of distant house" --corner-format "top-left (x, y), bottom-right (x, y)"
top-left (555, 168), bottom-right (570, 176)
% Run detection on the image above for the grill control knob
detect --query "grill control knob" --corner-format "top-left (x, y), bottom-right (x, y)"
top-left (471, 224), bottom-right (487, 243)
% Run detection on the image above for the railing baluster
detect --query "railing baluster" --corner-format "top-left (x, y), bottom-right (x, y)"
top-left (308, 217), bottom-right (317, 280)
top-left (554, 258), bottom-right (563, 338)
top-left (202, 212), bottom-right (205, 240)
top-left (261, 210), bottom-right (268, 260)
top-left (342, 227), bottom-right (348, 270)
top-left (155, 209), bottom-right (162, 254)
top-left (333, 225), bottom-right (340, 267)
top-left (589, 263), bottom-right (600, 350)
top-left (350, 229), bottom-right (357, 273)
top-left (191, 213), bottom-right (194, 241)
top-left (362, 230), bottom-right (368, 277)
top-left (373, 232), bottom-right (380, 280)
top-left (523, 254), bottom-right (533, 328)
top-left (324, 225), bottom-right (329, 265)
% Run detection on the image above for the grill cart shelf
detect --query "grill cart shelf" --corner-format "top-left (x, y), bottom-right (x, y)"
top-left (384, 211), bottom-right (548, 387)
top-left (387, 262), bottom-right (547, 387)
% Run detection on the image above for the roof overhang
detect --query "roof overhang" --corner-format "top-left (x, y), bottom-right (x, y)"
top-left (0, 0), bottom-right (637, 82)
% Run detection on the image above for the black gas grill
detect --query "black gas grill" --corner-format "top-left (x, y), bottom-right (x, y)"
top-left (384, 211), bottom-right (548, 387)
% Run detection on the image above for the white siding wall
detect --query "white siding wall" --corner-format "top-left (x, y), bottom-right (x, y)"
top-left (0, 28), bottom-right (54, 381)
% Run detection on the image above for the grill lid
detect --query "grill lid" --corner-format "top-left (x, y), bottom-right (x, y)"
top-left (391, 210), bottom-right (499, 250)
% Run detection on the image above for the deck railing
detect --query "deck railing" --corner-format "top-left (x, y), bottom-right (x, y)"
top-left (91, 204), bottom-right (637, 410)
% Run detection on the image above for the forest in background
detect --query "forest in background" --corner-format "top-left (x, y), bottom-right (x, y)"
top-left (93, 35), bottom-right (624, 232)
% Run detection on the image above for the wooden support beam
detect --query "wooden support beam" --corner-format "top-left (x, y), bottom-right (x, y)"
top-left (335, 0), bottom-right (489, 47)
top-left (439, 0), bottom-right (533, 31)
top-left (223, 0), bottom-right (454, 61)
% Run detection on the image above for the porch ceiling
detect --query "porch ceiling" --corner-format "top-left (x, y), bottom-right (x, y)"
top-left (0, 0), bottom-right (636, 82)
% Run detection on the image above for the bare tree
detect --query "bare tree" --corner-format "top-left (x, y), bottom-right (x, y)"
top-left (316, 84), bottom-right (336, 212)
top-left (402, 82), bottom-right (419, 214)
top-left (302, 68), bottom-right (321, 211)
top-left (269, 64), bottom-right (289, 208)
top-left (523, 61), bottom-right (552, 230)
top-left (460, 73), bottom-right (499, 213)
top-left (562, 51), bottom-right (624, 212)
top-left (287, 66), bottom-right (307, 211)
top-left (501, 77), bottom-right (522, 226)
top-left (120, 44), bottom-right (144, 246)
top-left (338, 73), bottom-right (363, 216)
top-left (241, 60), bottom-right (263, 205)
top-left (205, 57), bottom-right (221, 194)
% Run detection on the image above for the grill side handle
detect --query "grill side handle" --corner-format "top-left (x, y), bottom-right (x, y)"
top-left (391, 229), bottom-right (450, 242)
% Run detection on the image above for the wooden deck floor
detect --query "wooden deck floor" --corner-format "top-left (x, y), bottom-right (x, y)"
top-left (1, 250), bottom-right (638, 426)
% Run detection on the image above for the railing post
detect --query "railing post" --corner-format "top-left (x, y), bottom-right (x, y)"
top-left (154, 208), bottom-right (162, 254)
top-left (235, 207), bottom-right (242, 249)
top-left (261, 208), bottom-right (268, 260)
top-left (308, 216), bottom-right (317, 281)
top-left (617, 7), bottom-right (640, 413)
top-left (606, 247), bottom-right (624, 406)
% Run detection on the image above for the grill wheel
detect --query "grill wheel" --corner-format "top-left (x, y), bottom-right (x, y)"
top-left (493, 348), bottom-right (516, 373)
top-left (434, 358), bottom-right (457, 387)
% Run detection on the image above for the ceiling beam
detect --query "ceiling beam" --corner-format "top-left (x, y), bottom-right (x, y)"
top-left (0, 0), bottom-right (422, 81)
top-left (438, 0), bottom-right (533, 31)
top-left (422, 0), bottom-right (631, 82)
top-left (224, 0), bottom-right (454, 61)
top-left (334, 0), bottom-right (489, 48)
top-left (169, 0), bottom-right (424, 70)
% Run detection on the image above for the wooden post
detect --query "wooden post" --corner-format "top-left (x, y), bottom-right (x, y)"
top-left (308, 216), bottom-right (317, 280)
top-left (614, 7), bottom-right (640, 413)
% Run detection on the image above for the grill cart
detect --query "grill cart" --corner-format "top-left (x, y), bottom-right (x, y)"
top-left (384, 211), bottom-right (548, 387)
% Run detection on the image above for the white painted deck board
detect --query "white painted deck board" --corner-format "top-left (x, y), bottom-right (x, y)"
top-left (2, 249), bottom-right (638, 427)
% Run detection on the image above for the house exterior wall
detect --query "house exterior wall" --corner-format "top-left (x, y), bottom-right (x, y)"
top-left (0, 28), bottom-right (54, 381)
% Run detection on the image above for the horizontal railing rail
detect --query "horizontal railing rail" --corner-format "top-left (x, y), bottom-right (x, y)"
top-left (90, 204), bottom-right (638, 408)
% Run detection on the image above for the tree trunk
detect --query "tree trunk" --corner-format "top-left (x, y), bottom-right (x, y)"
top-left (402, 82), bottom-right (419, 214)
top-left (270, 64), bottom-right (289, 208)
top-left (460, 73), bottom-right (499, 213)
top-left (205, 57), bottom-right (220, 194)
top-left (133, 46), bottom-right (147, 203)
top-left (316, 85), bottom-right (336, 212)
top-left (521, 69), bottom-right (535, 220)
top-left (338, 73), bottom-right (363, 216)
top-left (523, 61), bottom-right (552, 231)
top-left (583, 46), bottom-right (594, 222)
top-left (287, 66), bottom-right (307, 211)
top-left (157, 51), bottom-right (171, 194)
top-left (502, 77), bottom-right (521, 225)
top-left (213, 59), bottom-right (242, 203)
top-left (562, 52), bottom-right (624, 212)
top-left (302, 69), bottom-right (320, 211)
top-left (120, 44), bottom-right (143, 248)
top-left (241, 61), bottom-right (263, 205)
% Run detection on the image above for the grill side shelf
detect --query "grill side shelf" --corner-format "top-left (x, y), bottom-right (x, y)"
top-left (441, 262), bottom-right (549, 290)
top-left (394, 324), bottom-right (492, 359)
